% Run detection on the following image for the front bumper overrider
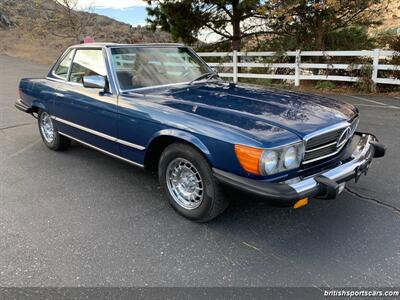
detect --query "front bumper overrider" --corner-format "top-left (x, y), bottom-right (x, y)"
top-left (213, 132), bottom-right (386, 204)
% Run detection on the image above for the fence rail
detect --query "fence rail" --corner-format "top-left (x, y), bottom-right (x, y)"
top-left (197, 49), bottom-right (400, 87)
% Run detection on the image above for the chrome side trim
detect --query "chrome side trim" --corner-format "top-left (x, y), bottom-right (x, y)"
top-left (116, 138), bottom-right (145, 149)
top-left (116, 138), bottom-right (144, 151)
top-left (290, 134), bottom-right (374, 194)
top-left (46, 76), bottom-right (83, 87)
top-left (59, 132), bottom-right (144, 168)
top-left (52, 116), bottom-right (145, 151)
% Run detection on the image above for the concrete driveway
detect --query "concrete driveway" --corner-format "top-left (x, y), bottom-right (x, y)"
top-left (0, 55), bottom-right (399, 287)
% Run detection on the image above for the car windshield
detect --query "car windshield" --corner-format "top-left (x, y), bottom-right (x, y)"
top-left (111, 46), bottom-right (212, 90)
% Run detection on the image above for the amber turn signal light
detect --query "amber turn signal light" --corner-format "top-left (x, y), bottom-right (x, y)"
top-left (293, 198), bottom-right (308, 209)
top-left (234, 144), bottom-right (263, 175)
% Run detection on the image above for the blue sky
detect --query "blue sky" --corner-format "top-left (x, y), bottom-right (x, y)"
top-left (75, 0), bottom-right (148, 26)
top-left (92, 6), bottom-right (148, 26)
top-left (73, 0), bottom-right (219, 42)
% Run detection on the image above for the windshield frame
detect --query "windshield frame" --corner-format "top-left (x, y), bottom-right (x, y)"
top-left (108, 45), bottom-right (214, 93)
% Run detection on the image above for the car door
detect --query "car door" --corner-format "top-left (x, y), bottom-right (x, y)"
top-left (50, 48), bottom-right (119, 155)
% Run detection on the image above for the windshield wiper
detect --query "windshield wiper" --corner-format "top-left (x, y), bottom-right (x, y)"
top-left (205, 73), bottom-right (221, 82)
top-left (189, 72), bottom-right (217, 85)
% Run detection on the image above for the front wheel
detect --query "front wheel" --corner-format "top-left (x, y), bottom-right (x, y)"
top-left (158, 143), bottom-right (230, 222)
top-left (38, 110), bottom-right (71, 151)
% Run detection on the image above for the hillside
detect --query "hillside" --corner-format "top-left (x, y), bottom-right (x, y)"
top-left (380, 1), bottom-right (400, 31)
top-left (0, 0), bottom-right (172, 64)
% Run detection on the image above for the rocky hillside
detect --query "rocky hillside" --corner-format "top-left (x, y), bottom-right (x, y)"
top-left (0, 0), bottom-right (172, 64)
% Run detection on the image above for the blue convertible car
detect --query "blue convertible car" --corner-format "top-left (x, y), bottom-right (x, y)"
top-left (16, 43), bottom-right (385, 221)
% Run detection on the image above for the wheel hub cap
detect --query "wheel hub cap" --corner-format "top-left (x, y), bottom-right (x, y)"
top-left (166, 158), bottom-right (204, 210)
top-left (40, 112), bottom-right (55, 143)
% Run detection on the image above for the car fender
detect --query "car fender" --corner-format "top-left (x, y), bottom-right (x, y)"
top-left (30, 100), bottom-right (47, 112)
top-left (147, 129), bottom-right (214, 164)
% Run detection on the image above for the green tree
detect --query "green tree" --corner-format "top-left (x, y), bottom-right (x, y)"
top-left (145, 0), bottom-right (274, 51)
top-left (263, 0), bottom-right (387, 51)
top-left (147, 0), bottom-right (387, 51)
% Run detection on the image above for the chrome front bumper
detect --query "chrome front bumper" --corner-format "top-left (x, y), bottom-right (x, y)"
top-left (213, 133), bottom-right (386, 202)
top-left (289, 133), bottom-right (381, 196)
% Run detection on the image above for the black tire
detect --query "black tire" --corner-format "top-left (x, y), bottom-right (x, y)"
top-left (158, 143), bottom-right (230, 222)
top-left (38, 110), bottom-right (71, 151)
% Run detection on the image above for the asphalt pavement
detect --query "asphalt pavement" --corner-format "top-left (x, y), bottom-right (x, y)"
top-left (0, 54), bottom-right (399, 287)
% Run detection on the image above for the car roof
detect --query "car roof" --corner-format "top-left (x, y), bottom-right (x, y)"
top-left (70, 43), bottom-right (185, 48)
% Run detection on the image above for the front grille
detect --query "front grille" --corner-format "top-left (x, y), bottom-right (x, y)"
top-left (304, 142), bottom-right (338, 161)
top-left (303, 125), bottom-right (352, 165)
top-left (306, 130), bottom-right (342, 149)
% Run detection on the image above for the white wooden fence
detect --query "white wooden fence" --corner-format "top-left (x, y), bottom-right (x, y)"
top-left (197, 49), bottom-right (400, 86)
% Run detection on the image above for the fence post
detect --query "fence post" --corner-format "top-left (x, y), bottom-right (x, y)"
top-left (295, 49), bottom-right (301, 86)
top-left (371, 48), bottom-right (380, 92)
top-left (233, 50), bottom-right (238, 84)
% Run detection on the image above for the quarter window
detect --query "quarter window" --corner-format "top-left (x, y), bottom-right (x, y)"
top-left (69, 49), bottom-right (107, 84)
top-left (53, 50), bottom-right (73, 79)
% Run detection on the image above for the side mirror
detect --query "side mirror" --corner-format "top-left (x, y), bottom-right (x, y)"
top-left (83, 75), bottom-right (106, 89)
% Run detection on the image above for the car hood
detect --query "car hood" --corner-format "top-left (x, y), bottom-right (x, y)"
top-left (125, 82), bottom-right (358, 141)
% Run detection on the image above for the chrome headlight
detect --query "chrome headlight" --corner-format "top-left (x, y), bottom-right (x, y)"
top-left (260, 143), bottom-right (304, 175)
top-left (261, 150), bottom-right (279, 174)
top-left (283, 146), bottom-right (299, 169)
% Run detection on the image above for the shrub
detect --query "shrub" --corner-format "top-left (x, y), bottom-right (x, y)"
top-left (315, 81), bottom-right (336, 90)
top-left (354, 64), bottom-right (374, 92)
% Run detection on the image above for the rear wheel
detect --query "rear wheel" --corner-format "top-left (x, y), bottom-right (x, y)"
top-left (38, 110), bottom-right (70, 151)
top-left (158, 143), bottom-right (230, 222)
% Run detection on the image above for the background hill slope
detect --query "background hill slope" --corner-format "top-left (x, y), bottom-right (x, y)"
top-left (0, 0), bottom-right (172, 64)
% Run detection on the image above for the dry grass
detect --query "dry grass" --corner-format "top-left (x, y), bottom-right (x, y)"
top-left (0, 30), bottom-right (66, 64)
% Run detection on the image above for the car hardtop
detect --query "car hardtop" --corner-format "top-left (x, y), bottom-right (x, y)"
top-left (67, 43), bottom-right (186, 49)
top-left (50, 42), bottom-right (192, 76)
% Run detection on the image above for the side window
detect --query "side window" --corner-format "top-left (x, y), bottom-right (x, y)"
top-left (69, 49), bottom-right (107, 84)
top-left (53, 50), bottom-right (73, 79)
